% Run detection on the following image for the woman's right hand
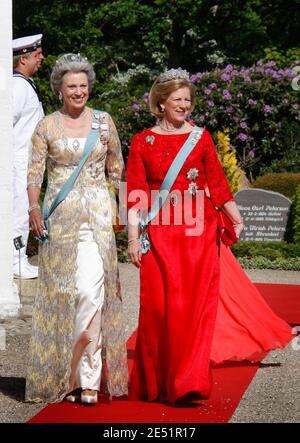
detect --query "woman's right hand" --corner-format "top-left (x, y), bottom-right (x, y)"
top-left (128, 239), bottom-right (142, 268)
top-left (29, 208), bottom-right (45, 238)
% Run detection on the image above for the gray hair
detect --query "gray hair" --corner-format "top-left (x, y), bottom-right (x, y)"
top-left (50, 53), bottom-right (96, 96)
top-left (13, 53), bottom-right (30, 69)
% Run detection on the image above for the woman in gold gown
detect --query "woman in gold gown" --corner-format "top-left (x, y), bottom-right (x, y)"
top-left (26, 53), bottom-right (128, 404)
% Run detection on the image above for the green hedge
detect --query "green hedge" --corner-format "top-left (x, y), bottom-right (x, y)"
top-left (252, 172), bottom-right (300, 199)
top-left (115, 235), bottom-right (300, 268)
top-left (237, 256), bottom-right (300, 270)
top-left (292, 184), bottom-right (300, 244)
top-left (232, 240), bottom-right (300, 270)
top-left (231, 240), bottom-right (300, 259)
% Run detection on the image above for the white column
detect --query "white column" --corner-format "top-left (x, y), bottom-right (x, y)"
top-left (0, 0), bottom-right (20, 318)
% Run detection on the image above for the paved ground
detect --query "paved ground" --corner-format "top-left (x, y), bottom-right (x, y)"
top-left (0, 257), bottom-right (299, 423)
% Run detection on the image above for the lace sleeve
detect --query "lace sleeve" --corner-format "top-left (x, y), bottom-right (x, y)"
top-left (105, 113), bottom-right (125, 190)
top-left (27, 118), bottom-right (48, 189)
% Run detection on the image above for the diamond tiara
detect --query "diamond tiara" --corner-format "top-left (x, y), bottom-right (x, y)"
top-left (158, 68), bottom-right (190, 83)
top-left (56, 53), bottom-right (88, 64)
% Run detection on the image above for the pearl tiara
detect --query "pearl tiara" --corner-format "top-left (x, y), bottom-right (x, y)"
top-left (157, 68), bottom-right (190, 83)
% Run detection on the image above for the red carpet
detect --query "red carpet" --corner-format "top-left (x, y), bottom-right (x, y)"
top-left (28, 284), bottom-right (299, 424)
top-left (255, 283), bottom-right (300, 325)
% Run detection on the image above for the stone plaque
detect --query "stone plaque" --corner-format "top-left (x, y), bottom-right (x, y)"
top-left (234, 188), bottom-right (292, 241)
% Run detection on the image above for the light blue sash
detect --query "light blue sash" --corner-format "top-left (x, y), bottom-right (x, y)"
top-left (140, 126), bottom-right (204, 253)
top-left (40, 109), bottom-right (102, 240)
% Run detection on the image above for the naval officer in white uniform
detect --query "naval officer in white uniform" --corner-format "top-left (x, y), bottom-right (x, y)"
top-left (12, 34), bottom-right (44, 278)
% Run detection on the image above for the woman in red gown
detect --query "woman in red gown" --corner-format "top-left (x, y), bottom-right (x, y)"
top-left (126, 68), bottom-right (247, 404)
top-left (126, 69), bottom-right (293, 404)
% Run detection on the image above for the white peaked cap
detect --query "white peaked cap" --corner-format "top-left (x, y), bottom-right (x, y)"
top-left (13, 34), bottom-right (43, 56)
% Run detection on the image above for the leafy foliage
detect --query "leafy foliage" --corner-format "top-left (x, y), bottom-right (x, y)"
top-left (237, 256), bottom-right (300, 270)
top-left (13, 0), bottom-right (300, 75)
top-left (292, 185), bottom-right (300, 244)
top-left (192, 63), bottom-right (299, 179)
top-left (258, 120), bottom-right (300, 174)
top-left (216, 129), bottom-right (243, 193)
top-left (231, 240), bottom-right (300, 269)
top-left (113, 62), bottom-right (299, 180)
top-left (13, 1), bottom-right (300, 178)
top-left (231, 240), bottom-right (300, 258)
top-left (252, 172), bottom-right (300, 199)
top-left (263, 47), bottom-right (300, 69)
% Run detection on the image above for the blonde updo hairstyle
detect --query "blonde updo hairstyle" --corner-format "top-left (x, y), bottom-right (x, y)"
top-left (149, 77), bottom-right (197, 120)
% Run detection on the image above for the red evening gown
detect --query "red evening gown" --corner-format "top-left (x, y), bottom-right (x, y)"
top-left (211, 242), bottom-right (292, 364)
top-left (127, 128), bottom-right (293, 403)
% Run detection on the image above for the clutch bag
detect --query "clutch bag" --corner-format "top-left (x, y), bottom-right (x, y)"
top-left (217, 210), bottom-right (238, 246)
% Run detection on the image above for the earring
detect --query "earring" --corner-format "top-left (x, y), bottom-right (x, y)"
top-left (58, 91), bottom-right (63, 102)
top-left (160, 105), bottom-right (165, 112)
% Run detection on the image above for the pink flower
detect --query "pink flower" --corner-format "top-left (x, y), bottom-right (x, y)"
top-left (221, 73), bottom-right (230, 81)
top-left (238, 133), bottom-right (248, 141)
top-left (263, 105), bottom-right (272, 113)
top-left (248, 99), bottom-right (257, 105)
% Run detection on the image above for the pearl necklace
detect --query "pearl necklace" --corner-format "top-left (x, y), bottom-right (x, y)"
top-left (159, 120), bottom-right (185, 132)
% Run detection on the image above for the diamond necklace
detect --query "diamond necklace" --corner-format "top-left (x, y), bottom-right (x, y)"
top-left (159, 120), bottom-right (185, 132)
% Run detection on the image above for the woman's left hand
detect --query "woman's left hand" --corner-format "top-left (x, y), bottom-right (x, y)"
top-left (233, 222), bottom-right (244, 239)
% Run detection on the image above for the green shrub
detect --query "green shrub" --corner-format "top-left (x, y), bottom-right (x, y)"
top-left (116, 100), bottom-right (154, 163)
top-left (115, 230), bottom-right (129, 263)
top-left (263, 47), bottom-right (300, 69)
top-left (216, 129), bottom-right (244, 193)
top-left (238, 256), bottom-right (300, 270)
top-left (232, 240), bottom-right (300, 269)
top-left (192, 62), bottom-right (299, 180)
top-left (231, 241), bottom-right (300, 259)
top-left (258, 120), bottom-right (300, 174)
top-left (252, 172), bottom-right (300, 199)
top-left (114, 62), bottom-right (299, 180)
top-left (292, 184), bottom-right (300, 244)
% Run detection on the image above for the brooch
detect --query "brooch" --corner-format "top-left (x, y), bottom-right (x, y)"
top-left (145, 135), bottom-right (155, 144)
top-left (187, 168), bottom-right (199, 180)
top-left (188, 182), bottom-right (198, 195)
top-left (94, 112), bottom-right (107, 121)
top-left (186, 168), bottom-right (199, 195)
top-left (191, 128), bottom-right (204, 144)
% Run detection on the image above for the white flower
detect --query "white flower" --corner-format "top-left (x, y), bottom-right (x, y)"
top-left (187, 168), bottom-right (199, 180)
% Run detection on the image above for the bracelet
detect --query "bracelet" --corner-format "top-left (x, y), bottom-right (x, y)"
top-left (28, 204), bottom-right (40, 215)
top-left (128, 238), bottom-right (140, 244)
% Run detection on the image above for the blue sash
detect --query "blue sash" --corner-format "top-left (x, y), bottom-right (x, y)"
top-left (39, 109), bottom-right (102, 242)
top-left (139, 126), bottom-right (204, 253)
